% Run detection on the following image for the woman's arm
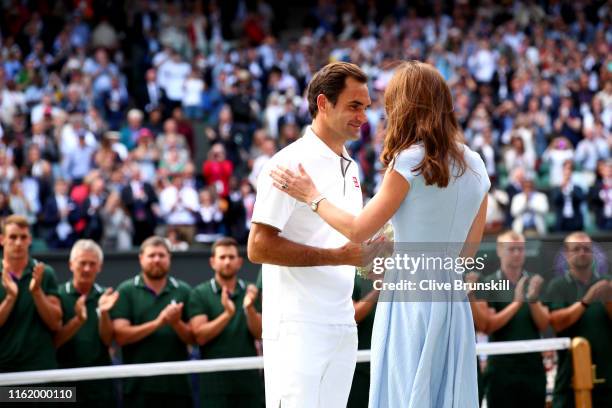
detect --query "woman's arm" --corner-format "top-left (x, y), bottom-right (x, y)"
top-left (272, 165), bottom-right (409, 243)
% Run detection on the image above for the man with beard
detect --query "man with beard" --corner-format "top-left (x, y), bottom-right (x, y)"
top-left (111, 236), bottom-right (193, 408)
top-left (189, 237), bottom-right (263, 407)
top-left (546, 232), bottom-right (612, 408)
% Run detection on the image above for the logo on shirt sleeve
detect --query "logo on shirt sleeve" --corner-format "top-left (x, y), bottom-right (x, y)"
top-left (353, 176), bottom-right (360, 188)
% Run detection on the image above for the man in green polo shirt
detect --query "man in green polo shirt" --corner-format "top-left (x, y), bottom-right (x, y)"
top-left (0, 214), bottom-right (62, 372)
top-left (189, 237), bottom-right (263, 407)
top-left (348, 275), bottom-right (377, 408)
top-left (111, 236), bottom-right (194, 408)
top-left (55, 239), bottom-right (119, 406)
top-left (474, 231), bottom-right (550, 408)
top-left (546, 232), bottom-right (612, 408)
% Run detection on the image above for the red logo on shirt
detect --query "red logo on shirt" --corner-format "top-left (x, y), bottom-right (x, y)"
top-left (353, 176), bottom-right (360, 188)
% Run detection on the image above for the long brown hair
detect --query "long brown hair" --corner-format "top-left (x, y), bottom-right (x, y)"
top-left (381, 61), bottom-right (467, 187)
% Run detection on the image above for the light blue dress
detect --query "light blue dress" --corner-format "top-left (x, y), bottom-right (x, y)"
top-left (369, 144), bottom-right (490, 408)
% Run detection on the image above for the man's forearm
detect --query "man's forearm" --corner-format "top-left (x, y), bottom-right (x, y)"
top-left (98, 311), bottom-right (114, 346)
top-left (550, 303), bottom-right (585, 333)
top-left (170, 320), bottom-right (195, 345)
top-left (54, 317), bottom-right (85, 348)
top-left (528, 302), bottom-right (550, 332)
top-left (193, 312), bottom-right (233, 345)
top-left (114, 319), bottom-right (160, 346)
top-left (249, 232), bottom-right (343, 266)
top-left (0, 296), bottom-right (16, 327)
top-left (32, 291), bottom-right (62, 331)
top-left (244, 306), bottom-right (262, 339)
top-left (486, 302), bottom-right (522, 334)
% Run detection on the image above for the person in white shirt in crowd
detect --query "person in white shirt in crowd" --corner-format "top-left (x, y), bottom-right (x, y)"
top-left (575, 126), bottom-right (609, 173)
top-left (194, 187), bottom-right (224, 244)
top-left (511, 172), bottom-right (550, 236)
top-left (504, 134), bottom-right (536, 174)
top-left (159, 172), bottom-right (199, 243)
top-left (182, 68), bottom-right (204, 120)
top-left (542, 136), bottom-right (575, 187)
top-left (157, 48), bottom-right (191, 111)
top-left (59, 114), bottom-right (97, 159)
top-left (248, 136), bottom-right (276, 190)
top-left (62, 131), bottom-right (96, 184)
top-left (30, 93), bottom-right (63, 125)
top-left (467, 39), bottom-right (497, 84)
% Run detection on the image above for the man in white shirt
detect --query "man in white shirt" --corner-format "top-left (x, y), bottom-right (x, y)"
top-left (248, 62), bottom-right (371, 408)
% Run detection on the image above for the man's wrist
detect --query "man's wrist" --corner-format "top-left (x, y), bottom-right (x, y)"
top-left (580, 299), bottom-right (590, 309)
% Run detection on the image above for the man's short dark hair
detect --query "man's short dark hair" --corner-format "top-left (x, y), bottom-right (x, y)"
top-left (306, 62), bottom-right (367, 118)
top-left (211, 237), bottom-right (240, 257)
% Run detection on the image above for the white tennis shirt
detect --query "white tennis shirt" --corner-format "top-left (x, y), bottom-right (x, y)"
top-left (252, 126), bottom-right (364, 339)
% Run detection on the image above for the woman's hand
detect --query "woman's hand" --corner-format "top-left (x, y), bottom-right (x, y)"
top-left (270, 164), bottom-right (320, 203)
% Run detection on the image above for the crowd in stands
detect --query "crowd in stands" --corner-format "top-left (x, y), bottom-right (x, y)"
top-left (0, 0), bottom-right (611, 252)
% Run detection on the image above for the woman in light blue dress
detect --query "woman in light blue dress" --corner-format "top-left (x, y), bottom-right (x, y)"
top-left (271, 61), bottom-right (489, 407)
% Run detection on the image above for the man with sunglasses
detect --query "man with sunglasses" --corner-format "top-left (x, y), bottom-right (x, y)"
top-left (546, 232), bottom-right (612, 408)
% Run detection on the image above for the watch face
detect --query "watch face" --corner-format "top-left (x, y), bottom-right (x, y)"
top-left (311, 202), bottom-right (317, 211)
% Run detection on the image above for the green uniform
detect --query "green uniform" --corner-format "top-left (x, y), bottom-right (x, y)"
top-left (188, 278), bottom-right (263, 408)
top-left (545, 272), bottom-right (612, 408)
top-left (348, 276), bottom-right (376, 408)
top-left (477, 270), bottom-right (546, 408)
top-left (0, 258), bottom-right (59, 371)
top-left (57, 281), bottom-right (116, 406)
top-left (110, 274), bottom-right (192, 408)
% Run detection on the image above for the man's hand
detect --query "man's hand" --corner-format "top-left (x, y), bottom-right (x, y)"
top-left (513, 276), bottom-right (528, 302)
top-left (526, 275), bottom-right (544, 302)
top-left (98, 288), bottom-right (119, 313)
top-left (75, 294), bottom-right (87, 323)
top-left (583, 280), bottom-right (612, 304)
top-left (163, 302), bottom-right (184, 325)
top-left (221, 287), bottom-right (236, 317)
top-left (2, 262), bottom-right (18, 299)
top-left (243, 284), bottom-right (258, 310)
top-left (341, 237), bottom-right (391, 268)
top-left (29, 261), bottom-right (45, 294)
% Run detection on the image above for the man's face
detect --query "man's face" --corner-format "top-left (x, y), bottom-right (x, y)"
top-left (70, 250), bottom-right (101, 288)
top-left (210, 245), bottom-right (242, 280)
top-left (320, 77), bottom-right (371, 141)
top-left (1, 224), bottom-right (32, 260)
top-left (565, 239), bottom-right (593, 271)
top-left (139, 245), bottom-right (171, 280)
top-left (497, 240), bottom-right (525, 272)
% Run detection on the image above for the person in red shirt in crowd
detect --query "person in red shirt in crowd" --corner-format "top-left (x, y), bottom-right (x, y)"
top-left (202, 143), bottom-right (233, 198)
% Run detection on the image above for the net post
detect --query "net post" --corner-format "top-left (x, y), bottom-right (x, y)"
top-left (571, 337), bottom-right (592, 408)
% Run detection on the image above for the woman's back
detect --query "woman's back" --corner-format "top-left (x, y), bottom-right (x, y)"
top-left (391, 143), bottom-right (490, 243)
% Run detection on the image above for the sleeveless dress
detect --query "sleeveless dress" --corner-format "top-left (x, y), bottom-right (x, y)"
top-left (369, 144), bottom-right (490, 408)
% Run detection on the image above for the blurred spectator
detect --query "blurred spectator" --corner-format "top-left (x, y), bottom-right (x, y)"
top-left (543, 137), bottom-right (575, 187)
top-left (41, 179), bottom-right (79, 249)
top-left (589, 160), bottom-right (612, 231)
top-left (182, 69), bottom-right (204, 120)
top-left (551, 161), bottom-right (586, 232)
top-left (120, 109), bottom-right (146, 151)
top-left (511, 174), bottom-right (549, 236)
top-left (248, 136), bottom-right (276, 189)
top-left (504, 134), bottom-right (535, 174)
top-left (159, 173), bottom-right (199, 243)
top-left (8, 178), bottom-right (36, 225)
top-left (575, 126), bottom-right (609, 173)
top-left (81, 175), bottom-right (108, 242)
top-left (130, 128), bottom-right (159, 183)
top-left (194, 187), bottom-right (224, 244)
top-left (120, 165), bottom-right (159, 245)
top-left (101, 190), bottom-right (133, 251)
top-left (203, 143), bottom-right (233, 198)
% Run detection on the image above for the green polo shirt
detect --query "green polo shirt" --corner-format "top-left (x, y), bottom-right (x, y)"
top-left (0, 258), bottom-right (59, 371)
top-left (188, 278), bottom-right (263, 398)
top-left (56, 281), bottom-right (115, 403)
top-left (111, 274), bottom-right (192, 397)
top-left (476, 270), bottom-right (546, 370)
top-left (545, 273), bottom-right (612, 403)
top-left (348, 275), bottom-right (376, 408)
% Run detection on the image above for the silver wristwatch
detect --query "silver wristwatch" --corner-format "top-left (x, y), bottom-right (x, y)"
top-left (310, 195), bottom-right (326, 212)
